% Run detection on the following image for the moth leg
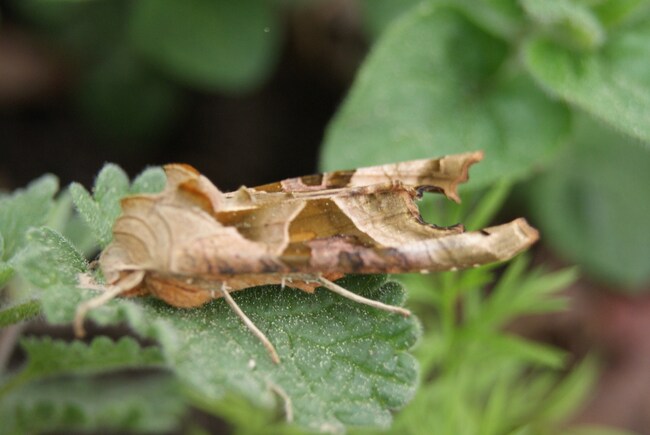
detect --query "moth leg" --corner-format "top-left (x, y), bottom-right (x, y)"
top-left (268, 381), bottom-right (293, 423)
top-left (74, 270), bottom-right (145, 338)
top-left (317, 276), bottom-right (411, 317)
top-left (218, 283), bottom-right (281, 364)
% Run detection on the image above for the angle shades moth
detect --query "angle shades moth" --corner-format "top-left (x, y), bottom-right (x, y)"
top-left (75, 151), bottom-right (539, 363)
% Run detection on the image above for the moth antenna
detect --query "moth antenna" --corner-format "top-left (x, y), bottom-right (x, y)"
top-left (317, 276), bottom-right (411, 317)
top-left (74, 270), bottom-right (145, 338)
top-left (218, 283), bottom-right (281, 364)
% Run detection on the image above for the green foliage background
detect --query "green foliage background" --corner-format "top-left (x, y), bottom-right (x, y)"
top-left (1, 0), bottom-right (649, 433)
top-left (327, 0), bottom-right (650, 289)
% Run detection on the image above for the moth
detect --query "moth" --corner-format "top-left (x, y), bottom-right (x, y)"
top-left (75, 151), bottom-right (539, 363)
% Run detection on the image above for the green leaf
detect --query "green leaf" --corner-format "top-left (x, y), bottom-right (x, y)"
top-left (12, 227), bottom-right (87, 289)
top-left (391, 231), bottom-right (581, 433)
top-left (466, 258), bottom-right (575, 331)
top-left (535, 356), bottom-right (599, 424)
top-left (521, 0), bottom-right (605, 50)
top-left (0, 299), bottom-right (40, 328)
top-left (130, 166), bottom-right (167, 194)
top-left (70, 163), bottom-right (159, 248)
top-left (0, 337), bottom-right (168, 429)
top-left (42, 275), bottom-right (419, 431)
top-left (129, 0), bottom-right (281, 92)
top-left (0, 337), bottom-right (167, 432)
top-left (93, 164), bottom-right (130, 220)
top-left (527, 115), bottom-right (650, 288)
top-left (41, 188), bottom-right (96, 256)
top-left (322, 4), bottom-right (570, 188)
top-left (593, 0), bottom-right (650, 28)
top-left (1, 374), bottom-right (184, 434)
top-left (451, 0), bottom-right (524, 41)
top-left (70, 165), bottom-right (129, 249)
top-left (11, 336), bottom-right (164, 384)
top-left (0, 261), bottom-right (14, 287)
top-left (359, 0), bottom-right (421, 38)
top-left (478, 334), bottom-right (567, 369)
top-left (69, 183), bottom-right (104, 245)
top-left (0, 175), bottom-right (58, 260)
top-left (464, 180), bottom-right (513, 230)
top-left (523, 15), bottom-right (650, 145)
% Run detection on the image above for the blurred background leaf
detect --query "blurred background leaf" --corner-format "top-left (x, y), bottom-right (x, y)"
top-left (526, 115), bottom-right (650, 288)
top-left (129, 0), bottom-right (281, 93)
top-left (321, 4), bottom-right (571, 188)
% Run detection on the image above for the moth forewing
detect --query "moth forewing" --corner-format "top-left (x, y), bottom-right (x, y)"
top-left (75, 152), bottom-right (539, 364)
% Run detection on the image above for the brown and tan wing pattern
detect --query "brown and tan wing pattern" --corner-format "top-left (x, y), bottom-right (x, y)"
top-left (253, 151), bottom-right (483, 203)
top-left (275, 183), bottom-right (538, 274)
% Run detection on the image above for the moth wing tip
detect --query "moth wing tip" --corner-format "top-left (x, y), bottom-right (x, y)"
top-left (444, 150), bottom-right (484, 203)
top-left (512, 217), bottom-right (540, 244)
top-left (163, 163), bottom-right (201, 175)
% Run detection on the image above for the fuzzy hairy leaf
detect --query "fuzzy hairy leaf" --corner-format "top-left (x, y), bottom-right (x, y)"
top-left (69, 165), bottom-right (128, 248)
top-left (42, 275), bottom-right (419, 432)
top-left (12, 227), bottom-right (87, 289)
top-left (0, 299), bottom-right (40, 328)
top-left (0, 175), bottom-right (58, 260)
top-left (322, 3), bottom-right (569, 187)
top-left (130, 166), bottom-right (167, 194)
top-left (0, 337), bottom-right (170, 433)
top-left (1, 374), bottom-right (184, 435)
top-left (70, 164), bottom-right (165, 248)
top-left (11, 336), bottom-right (164, 382)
